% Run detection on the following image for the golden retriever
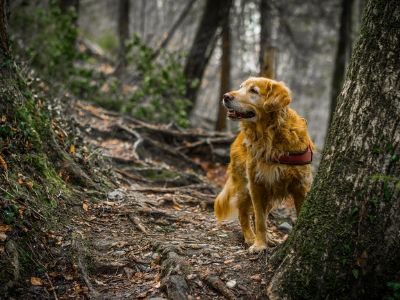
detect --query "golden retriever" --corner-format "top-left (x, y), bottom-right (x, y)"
top-left (214, 77), bottom-right (314, 253)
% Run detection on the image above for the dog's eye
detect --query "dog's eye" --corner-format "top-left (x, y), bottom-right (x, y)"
top-left (249, 87), bottom-right (258, 94)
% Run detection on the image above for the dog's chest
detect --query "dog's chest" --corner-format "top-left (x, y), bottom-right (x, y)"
top-left (253, 162), bottom-right (285, 186)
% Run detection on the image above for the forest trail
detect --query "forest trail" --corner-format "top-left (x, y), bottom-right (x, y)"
top-left (41, 102), bottom-right (295, 299)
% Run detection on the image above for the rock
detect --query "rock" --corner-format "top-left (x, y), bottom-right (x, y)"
top-left (164, 275), bottom-right (190, 300)
top-left (277, 222), bottom-right (293, 233)
top-left (250, 274), bottom-right (262, 282)
top-left (0, 232), bottom-right (7, 242)
top-left (107, 189), bottom-right (125, 201)
top-left (226, 279), bottom-right (236, 288)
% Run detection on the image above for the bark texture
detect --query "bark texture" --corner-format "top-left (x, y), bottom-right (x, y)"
top-left (184, 0), bottom-right (232, 113)
top-left (115, 0), bottom-right (130, 74)
top-left (215, 9), bottom-right (231, 131)
top-left (259, 0), bottom-right (276, 78)
top-left (329, 0), bottom-right (354, 126)
top-left (267, 1), bottom-right (400, 299)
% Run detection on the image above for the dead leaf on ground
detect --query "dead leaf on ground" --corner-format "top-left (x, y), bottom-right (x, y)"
top-left (82, 202), bottom-right (89, 211)
top-left (31, 276), bottom-right (43, 286)
top-left (0, 224), bottom-right (12, 233)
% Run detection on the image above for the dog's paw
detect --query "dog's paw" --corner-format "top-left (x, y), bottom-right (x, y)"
top-left (244, 234), bottom-right (255, 245)
top-left (248, 242), bottom-right (267, 253)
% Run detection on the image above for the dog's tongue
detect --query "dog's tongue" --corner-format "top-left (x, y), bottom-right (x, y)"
top-left (227, 109), bottom-right (243, 119)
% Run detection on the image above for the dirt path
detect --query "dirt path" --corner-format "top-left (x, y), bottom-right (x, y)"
top-left (43, 102), bottom-right (295, 299)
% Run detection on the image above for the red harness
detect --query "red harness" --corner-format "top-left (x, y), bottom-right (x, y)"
top-left (274, 144), bottom-right (313, 165)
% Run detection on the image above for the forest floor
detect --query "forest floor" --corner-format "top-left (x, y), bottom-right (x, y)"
top-left (19, 101), bottom-right (297, 300)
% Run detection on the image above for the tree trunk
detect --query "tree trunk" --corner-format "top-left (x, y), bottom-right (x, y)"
top-left (215, 10), bottom-right (231, 132)
top-left (60, 0), bottom-right (79, 14)
top-left (259, 0), bottom-right (276, 79)
top-left (115, 0), bottom-right (130, 75)
top-left (329, 0), bottom-right (354, 126)
top-left (140, 0), bottom-right (146, 40)
top-left (184, 0), bottom-right (232, 114)
top-left (267, 1), bottom-right (400, 299)
top-left (152, 0), bottom-right (196, 59)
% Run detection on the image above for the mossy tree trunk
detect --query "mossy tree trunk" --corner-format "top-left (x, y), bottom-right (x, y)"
top-left (267, 1), bottom-right (400, 299)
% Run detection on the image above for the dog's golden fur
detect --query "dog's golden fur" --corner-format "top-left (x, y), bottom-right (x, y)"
top-left (214, 77), bottom-right (314, 253)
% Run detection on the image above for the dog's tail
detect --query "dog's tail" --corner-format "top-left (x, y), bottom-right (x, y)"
top-left (214, 178), bottom-right (237, 221)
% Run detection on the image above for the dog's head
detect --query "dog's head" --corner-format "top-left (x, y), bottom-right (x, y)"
top-left (222, 77), bottom-right (292, 122)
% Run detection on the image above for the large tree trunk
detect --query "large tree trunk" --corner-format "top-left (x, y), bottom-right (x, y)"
top-left (215, 9), bottom-right (231, 132)
top-left (259, 0), bottom-right (276, 79)
top-left (267, 1), bottom-right (400, 299)
top-left (115, 0), bottom-right (130, 75)
top-left (184, 0), bottom-right (232, 114)
top-left (329, 0), bottom-right (354, 126)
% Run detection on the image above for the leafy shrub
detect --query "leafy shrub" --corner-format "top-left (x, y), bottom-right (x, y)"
top-left (124, 35), bottom-right (190, 128)
top-left (11, 0), bottom-right (79, 80)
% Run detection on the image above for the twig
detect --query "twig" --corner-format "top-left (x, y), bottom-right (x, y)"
top-left (77, 254), bottom-right (100, 298)
top-left (45, 272), bottom-right (59, 300)
top-left (128, 213), bottom-right (147, 234)
top-left (113, 168), bottom-right (149, 182)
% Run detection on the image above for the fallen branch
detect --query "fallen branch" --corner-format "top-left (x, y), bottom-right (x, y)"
top-left (204, 275), bottom-right (236, 300)
top-left (45, 272), bottom-right (59, 300)
top-left (128, 213), bottom-right (147, 234)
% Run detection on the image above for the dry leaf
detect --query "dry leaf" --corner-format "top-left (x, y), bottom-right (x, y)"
top-left (82, 202), bottom-right (89, 211)
top-left (31, 277), bottom-right (43, 286)
top-left (250, 274), bottom-right (262, 282)
top-left (0, 155), bottom-right (8, 171)
top-left (0, 224), bottom-right (12, 233)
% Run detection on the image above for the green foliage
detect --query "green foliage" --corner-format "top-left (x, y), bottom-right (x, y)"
top-left (96, 32), bottom-right (118, 55)
top-left (11, 1), bottom-right (79, 80)
top-left (386, 282), bottom-right (400, 300)
top-left (124, 35), bottom-right (190, 128)
top-left (10, 5), bottom-right (191, 128)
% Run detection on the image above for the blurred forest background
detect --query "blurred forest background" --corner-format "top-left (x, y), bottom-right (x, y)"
top-left (9, 0), bottom-right (363, 151)
top-left (2, 0), bottom-right (400, 299)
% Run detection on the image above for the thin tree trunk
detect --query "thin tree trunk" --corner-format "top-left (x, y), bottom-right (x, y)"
top-left (59, 0), bottom-right (79, 23)
top-left (329, 0), bottom-right (354, 126)
top-left (140, 0), bottom-right (146, 40)
top-left (152, 0), bottom-right (196, 59)
top-left (115, 0), bottom-right (130, 75)
top-left (0, 0), bottom-right (8, 59)
top-left (184, 0), bottom-right (232, 114)
top-left (215, 12), bottom-right (231, 132)
top-left (267, 1), bottom-right (400, 299)
top-left (259, 0), bottom-right (276, 79)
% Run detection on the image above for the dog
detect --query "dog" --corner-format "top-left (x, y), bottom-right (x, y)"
top-left (214, 77), bottom-right (314, 253)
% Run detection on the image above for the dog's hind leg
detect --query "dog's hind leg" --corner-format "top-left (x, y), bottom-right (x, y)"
top-left (290, 183), bottom-right (309, 216)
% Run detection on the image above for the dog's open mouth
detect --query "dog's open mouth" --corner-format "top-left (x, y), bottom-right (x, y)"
top-left (227, 109), bottom-right (255, 120)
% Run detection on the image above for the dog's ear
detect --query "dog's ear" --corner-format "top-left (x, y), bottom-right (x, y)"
top-left (263, 81), bottom-right (292, 112)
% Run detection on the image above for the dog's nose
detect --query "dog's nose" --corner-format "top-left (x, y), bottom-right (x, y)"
top-left (223, 93), bottom-right (233, 102)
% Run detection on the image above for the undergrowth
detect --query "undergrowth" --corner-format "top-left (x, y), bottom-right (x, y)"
top-left (10, 2), bottom-right (191, 128)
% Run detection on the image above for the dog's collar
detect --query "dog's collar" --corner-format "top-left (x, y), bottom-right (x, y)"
top-left (273, 145), bottom-right (313, 165)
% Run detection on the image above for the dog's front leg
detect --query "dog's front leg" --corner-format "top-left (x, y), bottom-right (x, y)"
top-left (247, 178), bottom-right (268, 253)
